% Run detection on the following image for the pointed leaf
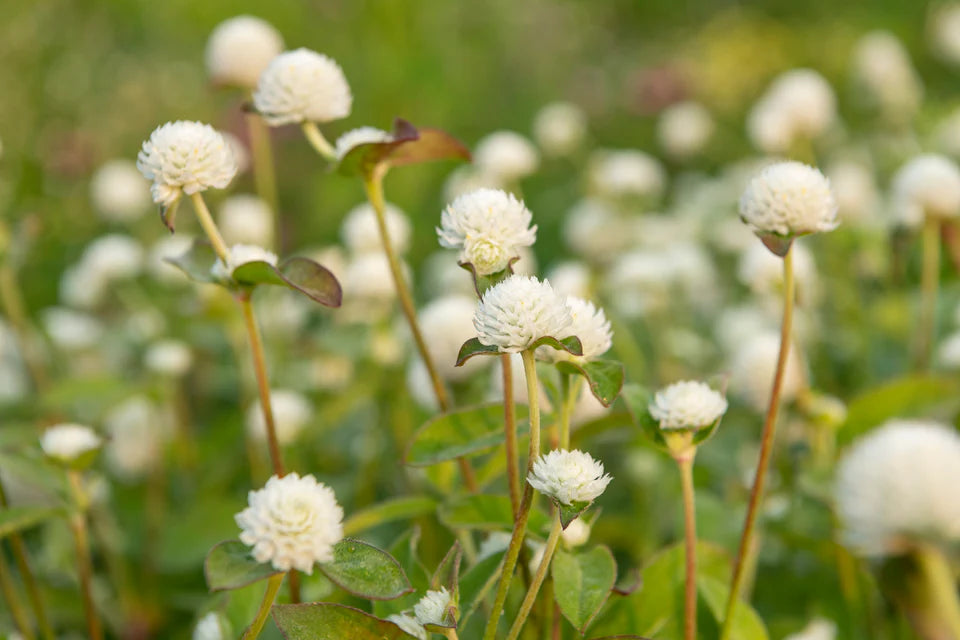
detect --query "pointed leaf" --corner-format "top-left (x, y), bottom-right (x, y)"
top-left (459, 259), bottom-right (517, 298)
top-left (337, 119), bottom-right (420, 177)
top-left (558, 500), bottom-right (591, 530)
top-left (279, 257), bottom-right (343, 307)
top-left (620, 383), bottom-right (668, 449)
top-left (406, 403), bottom-right (530, 466)
top-left (159, 198), bottom-right (180, 233)
top-left (163, 239), bottom-right (218, 284)
top-left (552, 545), bottom-right (617, 634)
top-left (0, 506), bottom-right (63, 539)
top-left (343, 496), bottom-right (438, 536)
top-left (439, 495), bottom-right (550, 533)
top-left (231, 260), bottom-right (286, 287)
top-left (556, 359), bottom-right (624, 407)
top-left (456, 338), bottom-right (501, 366)
top-left (204, 540), bottom-right (282, 592)
top-left (272, 602), bottom-right (417, 640)
top-left (318, 538), bottom-right (413, 601)
top-left (756, 232), bottom-right (793, 257)
top-left (386, 127), bottom-right (471, 168)
top-left (699, 575), bottom-right (769, 640)
top-left (431, 542), bottom-right (462, 594)
top-left (531, 335), bottom-right (584, 356)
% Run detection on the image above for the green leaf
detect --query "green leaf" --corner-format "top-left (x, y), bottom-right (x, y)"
top-left (431, 542), bottom-right (462, 594)
top-left (698, 575), bottom-right (769, 640)
top-left (456, 338), bottom-right (501, 366)
top-left (406, 403), bottom-right (530, 466)
top-left (374, 527), bottom-right (430, 620)
top-left (203, 540), bottom-right (282, 592)
top-left (459, 260), bottom-right (516, 297)
top-left (556, 359), bottom-right (624, 407)
top-left (279, 257), bottom-right (343, 307)
top-left (163, 239), bottom-right (218, 284)
top-left (620, 383), bottom-right (668, 449)
top-left (531, 335), bottom-right (584, 357)
top-left (839, 375), bottom-right (960, 445)
top-left (319, 538), bottom-right (413, 601)
top-left (272, 602), bottom-right (417, 640)
top-left (558, 500), bottom-right (591, 530)
top-left (552, 545), bottom-right (617, 634)
top-left (0, 506), bottom-right (62, 539)
top-left (231, 260), bottom-right (286, 287)
top-left (337, 119), bottom-right (420, 177)
top-left (439, 494), bottom-right (550, 533)
top-left (458, 550), bottom-right (506, 628)
top-left (343, 496), bottom-right (438, 536)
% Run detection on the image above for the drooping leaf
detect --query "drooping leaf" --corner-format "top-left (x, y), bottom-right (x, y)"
top-left (531, 335), bottom-right (584, 357)
top-left (279, 257), bottom-right (343, 307)
top-left (455, 338), bottom-right (501, 366)
top-left (386, 127), bottom-right (471, 167)
top-left (459, 259), bottom-right (517, 298)
top-left (163, 239), bottom-right (218, 284)
top-left (319, 538), bottom-right (413, 601)
top-left (337, 119), bottom-right (420, 177)
top-left (556, 359), bottom-right (625, 407)
top-left (0, 506), bottom-right (63, 539)
top-left (204, 540), bottom-right (282, 592)
top-left (272, 603), bottom-right (417, 640)
top-left (552, 545), bottom-right (617, 634)
top-left (406, 403), bottom-right (530, 466)
top-left (343, 496), bottom-right (438, 536)
top-left (698, 575), bottom-right (769, 640)
top-left (439, 494), bottom-right (550, 533)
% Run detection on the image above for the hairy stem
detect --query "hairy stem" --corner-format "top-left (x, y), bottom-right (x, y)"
top-left (505, 515), bottom-right (563, 640)
top-left (678, 453), bottom-right (698, 640)
top-left (190, 193), bottom-right (230, 262)
top-left (241, 572), bottom-right (284, 640)
top-left (917, 215), bottom-right (941, 370)
top-left (502, 354), bottom-right (521, 519)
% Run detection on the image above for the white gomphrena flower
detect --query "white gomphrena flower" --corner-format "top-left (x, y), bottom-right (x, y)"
top-left (738, 241), bottom-right (817, 301)
top-left (561, 518), bottom-right (591, 548)
top-left (539, 296), bottom-right (612, 363)
top-left (419, 295), bottom-right (489, 381)
top-left (205, 16), bottom-right (283, 89)
top-left (657, 101), bottom-right (714, 160)
top-left (826, 160), bottom-right (879, 225)
top-left (739, 161), bottom-right (838, 238)
top-left (236, 472), bottom-right (344, 573)
top-left (747, 69), bottom-right (836, 154)
top-left (935, 108), bottom-right (960, 160)
top-left (605, 248), bottom-right (677, 317)
top-left (473, 131), bottom-right (539, 182)
top-left (43, 307), bottom-right (103, 351)
top-left (137, 121), bottom-right (237, 208)
top-left (891, 154), bottom-right (960, 227)
top-left (387, 613), bottom-right (427, 640)
top-left (90, 159), bottom-right (151, 222)
top-left (105, 396), bottom-right (165, 480)
top-left (149, 235), bottom-right (194, 284)
top-left (784, 618), bottom-right (837, 640)
top-left (649, 380), bottom-right (728, 431)
top-left (473, 275), bottom-right (572, 353)
top-left (211, 243), bottom-right (278, 281)
top-left (253, 48), bottom-right (352, 126)
top-left (731, 332), bottom-right (806, 412)
top-left (563, 199), bottom-right (632, 261)
top-left (835, 420), bottom-right (960, 555)
top-left (334, 126), bottom-right (393, 161)
top-left (81, 234), bottom-right (144, 282)
top-left (937, 331), bottom-right (960, 369)
top-left (193, 612), bottom-right (230, 640)
top-left (413, 587), bottom-right (452, 626)
top-left (589, 150), bottom-right (665, 202)
top-left (341, 253), bottom-right (409, 323)
top-left (218, 195), bottom-right (274, 247)
top-left (222, 132), bottom-right (251, 174)
top-left (547, 261), bottom-right (592, 299)
top-left (532, 101), bottom-right (587, 157)
top-left (930, 3), bottom-right (960, 66)
top-left (438, 188), bottom-right (537, 276)
top-left (528, 449), bottom-right (611, 506)
top-left (145, 340), bottom-right (193, 377)
top-left (852, 31), bottom-right (923, 122)
top-left (341, 201), bottom-right (411, 255)
top-left (40, 423), bottom-right (102, 464)
top-left (245, 389), bottom-right (312, 445)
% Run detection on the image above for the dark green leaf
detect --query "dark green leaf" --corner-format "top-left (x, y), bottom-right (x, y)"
top-left (343, 496), bottom-right (438, 536)
top-left (279, 257), bottom-right (342, 307)
top-left (556, 359), bottom-right (625, 407)
top-left (204, 540), bottom-right (282, 592)
top-left (456, 338), bottom-right (501, 366)
top-left (231, 260), bottom-right (286, 287)
top-left (439, 494), bottom-right (550, 533)
top-left (272, 603), bottom-right (417, 640)
top-left (558, 500), bottom-right (591, 529)
top-left (552, 545), bottom-right (617, 634)
top-left (406, 403), bottom-right (530, 466)
top-left (531, 335), bottom-right (584, 357)
top-left (0, 506), bottom-right (63, 538)
top-left (319, 538), bottom-right (413, 601)
top-left (163, 239), bottom-right (218, 284)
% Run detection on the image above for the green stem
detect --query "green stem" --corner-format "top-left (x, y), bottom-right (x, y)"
top-left (502, 354), bottom-right (521, 519)
top-left (68, 471), bottom-right (102, 640)
top-left (505, 515), bottom-right (563, 640)
top-left (301, 121), bottom-right (336, 160)
top-left (720, 247), bottom-right (795, 640)
top-left (917, 215), bottom-right (941, 371)
top-left (0, 480), bottom-right (53, 640)
top-left (0, 548), bottom-right (34, 640)
top-left (0, 262), bottom-right (49, 392)
top-left (482, 348), bottom-right (542, 640)
top-left (190, 193), bottom-right (230, 262)
top-left (241, 572), bottom-right (285, 640)
top-left (677, 453), bottom-right (697, 640)
top-left (245, 112), bottom-right (279, 246)
top-left (915, 544), bottom-right (960, 639)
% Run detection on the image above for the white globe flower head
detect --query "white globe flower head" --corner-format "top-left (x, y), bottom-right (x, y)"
top-left (528, 449), bottom-right (612, 507)
top-left (413, 587), bottom-right (453, 626)
top-left (334, 127), bottom-right (394, 161)
top-left (211, 243), bottom-right (278, 281)
top-left (533, 101), bottom-right (587, 157)
top-left (892, 154), bottom-right (960, 226)
top-left (657, 101), bottom-right (714, 160)
top-left (589, 150), bottom-right (666, 201)
top-left (937, 330), bottom-right (960, 369)
top-left (43, 307), bottom-right (103, 351)
top-left (137, 121), bottom-right (238, 208)
top-left (145, 339), bottom-right (193, 377)
top-left (81, 234), bottom-right (144, 282)
top-left (90, 159), bottom-right (151, 222)
top-left (40, 423), bottom-right (102, 465)
top-left (835, 420), bottom-right (960, 556)
top-left (205, 16), bottom-right (284, 89)
top-left (245, 389), bottom-right (312, 446)
top-left (930, 3), bottom-right (960, 66)
top-left (60, 261), bottom-right (107, 310)
top-left (561, 518), bottom-right (591, 548)
top-left (438, 188), bottom-right (537, 276)
top-left (731, 332), bottom-right (806, 412)
top-left (852, 31), bottom-right (923, 122)
top-left (253, 48), bottom-right (352, 126)
top-left (218, 195), bottom-right (274, 247)
top-left (473, 275), bottom-right (573, 353)
top-left (419, 295), bottom-right (490, 381)
top-left (236, 472), bottom-right (344, 573)
top-left (739, 161), bottom-right (838, 240)
top-left (473, 131), bottom-right (540, 182)
top-left (747, 98), bottom-right (794, 155)
top-left (341, 201), bottom-right (411, 255)
top-left (105, 396), bottom-right (165, 480)
top-left (538, 296), bottom-right (612, 363)
top-left (826, 160), bottom-right (879, 226)
top-left (386, 613), bottom-right (427, 640)
top-left (649, 380), bottom-right (728, 431)
top-left (759, 69), bottom-right (836, 145)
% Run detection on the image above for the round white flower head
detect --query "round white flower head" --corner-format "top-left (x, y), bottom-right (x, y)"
top-left (649, 380), bottom-right (728, 431)
top-left (193, 612), bottom-right (229, 640)
top-left (589, 150), bottom-right (665, 201)
top-left (218, 195), bottom-right (274, 247)
top-left (137, 121), bottom-right (237, 208)
top-left (205, 16), bottom-right (283, 89)
top-left (211, 244), bottom-right (278, 281)
top-left (892, 154), bottom-right (960, 226)
top-left (386, 613), bottom-right (427, 640)
top-left (246, 389), bottom-right (312, 445)
top-left (236, 472), bottom-right (344, 573)
top-left (835, 420), bottom-right (960, 555)
top-left (413, 587), bottom-right (452, 626)
top-left (145, 339), bottom-right (193, 377)
top-left (528, 449), bottom-right (611, 506)
top-left (90, 159), bottom-right (151, 222)
top-left (748, 69), bottom-right (835, 154)
top-left (473, 131), bottom-right (539, 182)
top-left (539, 296), bottom-right (612, 362)
top-left (41, 423), bottom-right (102, 463)
top-left (419, 295), bottom-right (489, 381)
top-left (931, 3), bottom-right (960, 66)
top-left (937, 331), bottom-right (960, 369)
top-left (334, 127), bottom-right (393, 161)
top-left (81, 234), bottom-right (144, 282)
top-left (561, 518), bottom-right (591, 548)
top-left (547, 261), bottom-right (592, 299)
top-left (533, 101), bottom-right (587, 157)
top-left (657, 101), bottom-right (714, 160)
top-left (253, 48), bottom-right (352, 126)
top-left (104, 396), bottom-right (165, 480)
top-left (739, 161), bottom-right (838, 237)
top-left (341, 201), bottom-right (411, 255)
top-left (474, 275), bottom-right (572, 353)
top-left (43, 307), bottom-right (103, 351)
top-left (827, 160), bottom-right (878, 225)
top-left (853, 32), bottom-right (922, 122)
top-left (438, 188), bottom-right (537, 276)
top-left (731, 332), bottom-right (806, 412)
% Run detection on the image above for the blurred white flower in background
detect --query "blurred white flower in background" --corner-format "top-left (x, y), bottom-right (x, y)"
top-left (936, 330), bottom-right (960, 369)
top-left (148, 235), bottom-right (194, 284)
top-left (341, 253), bottom-right (408, 323)
top-left (418, 294), bottom-right (489, 380)
top-left (253, 48), bottom-right (352, 126)
top-left (90, 159), bottom-right (151, 222)
top-left (563, 199), bottom-right (632, 262)
top-left (730, 332), bottom-right (806, 412)
top-left (657, 101), bottom-right (714, 160)
top-left (546, 261), bottom-right (592, 299)
top-left (105, 395), bottom-right (166, 480)
top-left (930, 3), bottom-right (960, 66)
top-left (532, 101), bottom-right (587, 157)
top-left (891, 153), bottom-right (960, 227)
top-left (420, 250), bottom-right (476, 298)
top-left (145, 339), bottom-right (193, 377)
top-left (473, 275), bottom-right (572, 353)
top-left (738, 241), bottom-right (817, 303)
top-left (218, 195), bottom-right (274, 247)
top-left (473, 131), bottom-right (539, 183)
top-left (826, 160), bottom-right (879, 226)
top-left (589, 149), bottom-right (665, 202)
top-left (341, 201), bottom-right (411, 255)
top-left (205, 15), bottom-right (283, 89)
top-left (193, 612), bottom-right (230, 640)
top-left (783, 618), bottom-right (837, 640)
top-left (852, 31), bottom-right (923, 123)
top-left (934, 107), bottom-right (960, 160)
top-left (560, 517), bottom-right (591, 547)
top-left (43, 307), bottom-right (103, 351)
top-left (747, 69), bottom-right (836, 154)
top-left (221, 132), bottom-right (251, 174)
top-left (246, 389), bottom-right (312, 445)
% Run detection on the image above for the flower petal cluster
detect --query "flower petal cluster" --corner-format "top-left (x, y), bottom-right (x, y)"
top-left (253, 48), bottom-right (352, 126)
top-left (747, 69), bottom-right (835, 154)
top-left (892, 154), bottom-right (960, 226)
top-left (40, 423), bottom-right (102, 463)
top-left (473, 131), bottom-right (539, 182)
top-left (527, 449), bottom-right (612, 506)
top-left (245, 389), bottom-right (312, 445)
top-left (205, 16), bottom-right (283, 89)
top-left (386, 613), bottom-right (427, 640)
top-left (413, 587), bottom-right (452, 626)
top-left (473, 275), bottom-right (572, 353)
top-left (539, 296), bottom-right (612, 362)
top-left (739, 161), bottom-right (838, 237)
top-left (649, 380), bottom-right (728, 430)
top-left (235, 472), bottom-right (344, 573)
top-left (137, 121), bottom-right (238, 207)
